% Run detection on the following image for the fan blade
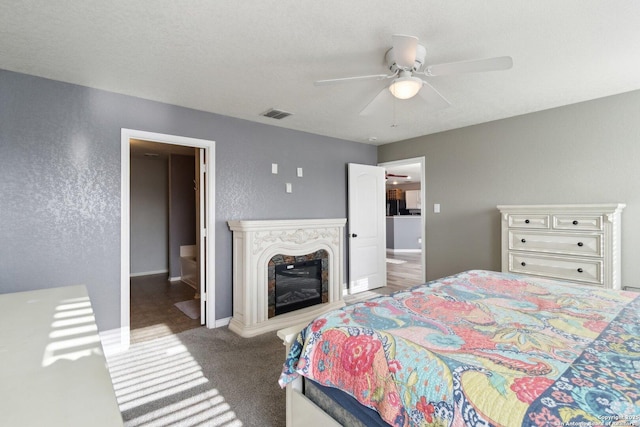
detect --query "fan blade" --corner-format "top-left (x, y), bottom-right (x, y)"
top-left (417, 81), bottom-right (451, 111)
top-left (314, 74), bottom-right (391, 86)
top-left (359, 86), bottom-right (394, 116)
top-left (392, 34), bottom-right (419, 69)
top-left (425, 56), bottom-right (513, 76)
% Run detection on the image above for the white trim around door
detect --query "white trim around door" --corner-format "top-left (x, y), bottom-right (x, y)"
top-left (120, 129), bottom-right (216, 351)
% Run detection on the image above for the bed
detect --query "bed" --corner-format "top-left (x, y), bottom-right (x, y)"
top-left (278, 270), bottom-right (640, 426)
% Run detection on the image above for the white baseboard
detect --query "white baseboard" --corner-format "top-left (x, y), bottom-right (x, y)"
top-left (386, 249), bottom-right (421, 253)
top-left (168, 276), bottom-right (182, 282)
top-left (100, 327), bottom-right (130, 356)
top-left (130, 269), bottom-right (168, 278)
top-left (214, 316), bottom-right (232, 328)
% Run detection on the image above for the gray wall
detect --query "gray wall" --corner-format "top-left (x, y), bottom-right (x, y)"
top-left (168, 154), bottom-right (196, 278)
top-left (378, 90), bottom-right (640, 286)
top-left (130, 155), bottom-right (169, 275)
top-left (386, 217), bottom-right (421, 250)
top-left (0, 69), bottom-right (377, 331)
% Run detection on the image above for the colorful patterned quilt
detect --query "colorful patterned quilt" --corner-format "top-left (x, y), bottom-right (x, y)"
top-left (279, 270), bottom-right (640, 426)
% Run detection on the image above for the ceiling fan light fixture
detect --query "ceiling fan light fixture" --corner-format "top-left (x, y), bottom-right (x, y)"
top-left (388, 76), bottom-right (422, 100)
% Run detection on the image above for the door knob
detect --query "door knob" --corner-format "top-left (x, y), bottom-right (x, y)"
top-left (351, 233), bottom-right (358, 238)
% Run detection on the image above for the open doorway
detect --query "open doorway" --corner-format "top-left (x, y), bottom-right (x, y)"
top-left (120, 129), bottom-right (215, 351)
top-left (129, 140), bottom-right (201, 343)
top-left (378, 157), bottom-right (426, 290)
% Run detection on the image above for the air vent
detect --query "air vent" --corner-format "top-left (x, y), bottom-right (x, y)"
top-left (261, 108), bottom-right (293, 120)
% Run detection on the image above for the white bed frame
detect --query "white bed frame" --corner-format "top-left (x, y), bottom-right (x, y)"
top-left (278, 324), bottom-right (342, 427)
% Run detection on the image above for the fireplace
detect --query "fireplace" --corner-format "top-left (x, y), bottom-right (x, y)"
top-left (275, 259), bottom-right (322, 315)
top-left (269, 251), bottom-right (328, 317)
top-left (227, 218), bottom-right (346, 337)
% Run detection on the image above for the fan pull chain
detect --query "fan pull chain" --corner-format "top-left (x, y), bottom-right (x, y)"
top-left (391, 96), bottom-right (399, 128)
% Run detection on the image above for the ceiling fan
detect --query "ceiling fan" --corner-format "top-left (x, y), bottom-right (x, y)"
top-left (385, 172), bottom-right (409, 180)
top-left (315, 34), bottom-right (513, 115)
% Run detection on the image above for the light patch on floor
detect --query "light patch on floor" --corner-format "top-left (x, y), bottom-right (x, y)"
top-left (106, 333), bottom-right (242, 427)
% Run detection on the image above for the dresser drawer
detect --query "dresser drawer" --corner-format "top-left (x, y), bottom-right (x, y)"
top-left (508, 252), bottom-right (603, 286)
top-left (508, 231), bottom-right (602, 257)
top-left (553, 214), bottom-right (603, 231)
top-left (507, 214), bottom-right (550, 229)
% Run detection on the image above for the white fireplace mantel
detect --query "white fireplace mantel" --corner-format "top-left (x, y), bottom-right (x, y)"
top-left (227, 218), bottom-right (346, 337)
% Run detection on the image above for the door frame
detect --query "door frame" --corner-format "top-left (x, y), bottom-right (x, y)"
top-left (120, 129), bottom-right (216, 350)
top-left (378, 156), bottom-right (426, 283)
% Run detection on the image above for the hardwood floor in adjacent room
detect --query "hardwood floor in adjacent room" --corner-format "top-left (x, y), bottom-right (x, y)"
top-left (129, 274), bottom-right (201, 344)
top-left (344, 251), bottom-right (423, 305)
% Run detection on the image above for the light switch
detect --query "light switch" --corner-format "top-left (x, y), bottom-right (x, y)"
top-left (297, 167), bottom-right (303, 177)
top-left (286, 183), bottom-right (292, 193)
top-left (272, 163), bottom-right (278, 174)
top-left (434, 203), bottom-right (441, 213)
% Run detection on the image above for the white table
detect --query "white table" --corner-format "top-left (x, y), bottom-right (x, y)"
top-left (0, 285), bottom-right (123, 426)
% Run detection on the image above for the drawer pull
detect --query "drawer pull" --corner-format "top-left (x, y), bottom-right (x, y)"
top-left (521, 262), bottom-right (526, 267)
top-left (572, 220), bottom-right (579, 225)
top-left (577, 268), bottom-right (583, 273)
top-left (521, 238), bottom-right (526, 243)
top-left (525, 219), bottom-right (530, 224)
top-left (577, 242), bottom-right (584, 247)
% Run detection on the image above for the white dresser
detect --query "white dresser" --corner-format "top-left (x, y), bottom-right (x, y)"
top-left (498, 204), bottom-right (625, 289)
top-left (0, 285), bottom-right (123, 426)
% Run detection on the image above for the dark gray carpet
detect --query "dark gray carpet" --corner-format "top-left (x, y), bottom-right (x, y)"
top-left (107, 326), bottom-right (286, 427)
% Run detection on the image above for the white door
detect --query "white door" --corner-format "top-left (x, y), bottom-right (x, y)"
top-left (196, 148), bottom-right (207, 325)
top-left (348, 163), bottom-right (386, 293)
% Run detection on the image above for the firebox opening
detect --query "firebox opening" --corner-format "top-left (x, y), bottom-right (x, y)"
top-left (274, 259), bottom-right (323, 316)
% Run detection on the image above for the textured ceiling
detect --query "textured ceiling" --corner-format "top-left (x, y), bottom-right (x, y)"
top-left (1, 1), bottom-right (639, 145)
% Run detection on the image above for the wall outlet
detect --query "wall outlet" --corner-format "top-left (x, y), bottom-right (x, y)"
top-left (297, 167), bottom-right (303, 177)
top-left (286, 183), bottom-right (292, 193)
top-left (434, 203), bottom-right (441, 213)
top-left (272, 163), bottom-right (278, 174)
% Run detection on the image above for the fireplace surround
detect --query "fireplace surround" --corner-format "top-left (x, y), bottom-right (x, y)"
top-left (227, 218), bottom-right (346, 337)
